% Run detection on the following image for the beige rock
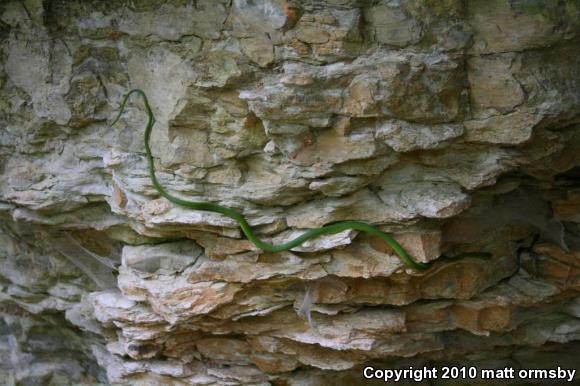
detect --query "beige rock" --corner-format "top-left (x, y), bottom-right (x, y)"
top-left (196, 337), bottom-right (252, 363)
top-left (118, 0), bottom-right (228, 40)
top-left (296, 25), bottom-right (331, 44)
top-left (376, 120), bottom-right (464, 152)
top-left (122, 241), bottom-right (201, 275)
top-left (308, 175), bottom-right (370, 197)
top-left (364, 4), bottom-right (422, 47)
top-left (553, 191), bottom-right (580, 223)
top-left (343, 76), bottom-right (378, 117)
top-left (374, 230), bottom-right (442, 263)
top-left (293, 128), bottom-right (378, 166)
top-left (286, 189), bottom-right (398, 228)
top-left (240, 36), bottom-right (275, 67)
top-left (464, 109), bottom-right (541, 145)
top-left (250, 353), bottom-right (299, 373)
top-left (468, 0), bottom-right (572, 54)
top-left (1, 1), bottom-right (579, 384)
top-left (468, 54), bottom-right (524, 114)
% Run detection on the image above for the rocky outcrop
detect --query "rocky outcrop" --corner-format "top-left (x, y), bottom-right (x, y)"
top-left (0, 0), bottom-right (579, 385)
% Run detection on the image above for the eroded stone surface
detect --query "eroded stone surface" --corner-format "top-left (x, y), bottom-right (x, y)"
top-left (0, 0), bottom-right (579, 385)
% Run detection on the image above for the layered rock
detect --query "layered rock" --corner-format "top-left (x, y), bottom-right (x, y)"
top-left (0, 0), bottom-right (579, 385)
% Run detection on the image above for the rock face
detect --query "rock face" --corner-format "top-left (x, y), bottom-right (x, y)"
top-left (0, 0), bottom-right (579, 385)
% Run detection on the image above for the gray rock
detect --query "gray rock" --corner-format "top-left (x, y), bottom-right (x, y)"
top-left (1, 1), bottom-right (579, 384)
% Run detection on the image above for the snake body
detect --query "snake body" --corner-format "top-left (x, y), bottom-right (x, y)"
top-left (112, 89), bottom-right (488, 270)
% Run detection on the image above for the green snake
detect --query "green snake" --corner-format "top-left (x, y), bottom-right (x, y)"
top-left (112, 89), bottom-right (490, 270)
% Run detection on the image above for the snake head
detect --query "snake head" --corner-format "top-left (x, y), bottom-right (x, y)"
top-left (110, 89), bottom-right (150, 127)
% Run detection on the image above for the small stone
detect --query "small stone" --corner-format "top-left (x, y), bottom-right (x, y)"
top-left (308, 176), bottom-right (369, 197)
top-left (122, 241), bottom-right (200, 275)
top-left (280, 74), bottom-right (314, 86)
top-left (468, 54), bottom-right (524, 114)
top-left (240, 36), bottom-right (275, 67)
top-left (296, 25), bottom-right (331, 44)
top-left (343, 76), bottom-right (378, 117)
top-left (112, 181), bottom-right (128, 208)
top-left (142, 198), bottom-right (171, 216)
top-left (364, 5), bottom-right (422, 47)
top-left (206, 165), bottom-right (243, 185)
top-left (293, 129), bottom-right (377, 166)
top-left (464, 109), bottom-right (540, 145)
top-left (251, 354), bottom-right (299, 373)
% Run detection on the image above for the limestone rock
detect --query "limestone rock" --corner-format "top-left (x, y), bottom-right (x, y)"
top-left (364, 4), bottom-right (422, 47)
top-left (468, 54), bottom-right (524, 115)
top-left (468, 0), bottom-right (579, 54)
top-left (464, 109), bottom-right (541, 145)
top-left (0, 1), bottom-right (579, 385)
top-left (376, 120), bottom-right (464, 152)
